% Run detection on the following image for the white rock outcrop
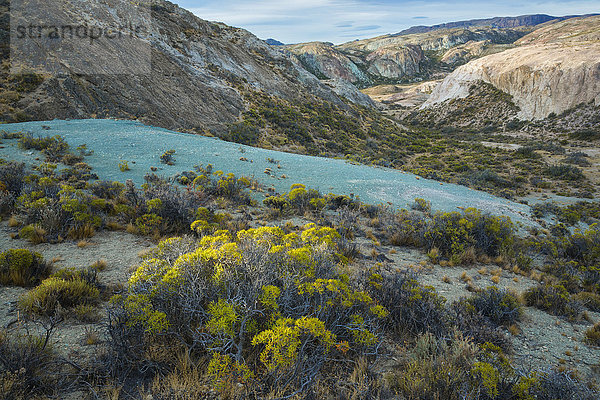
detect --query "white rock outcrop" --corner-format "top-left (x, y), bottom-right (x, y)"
top-left (423, 16), bottom-right (600, 120)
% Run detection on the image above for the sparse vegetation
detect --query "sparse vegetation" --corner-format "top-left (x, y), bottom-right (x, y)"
top-left (160, 149), bottom-right (176, 165)
top-left (0, 98), bottom-right (598, 398)
top-left (0, 249), bottom-right (52, 287)
top-left (584, 322), bottom-right (600, 346)
top-left (19, 267), bottom-right (101, 318)
top-left (524, 284), bottom-right (582, 319)
top-left (118, 160), bottom-right (130, 172)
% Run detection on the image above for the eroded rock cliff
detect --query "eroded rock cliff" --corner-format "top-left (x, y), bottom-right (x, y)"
top-left (423, 16), bottom-right (600, 120)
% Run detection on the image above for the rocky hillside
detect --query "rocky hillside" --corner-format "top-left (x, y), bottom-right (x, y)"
top-left (395, 14), bottom-right (589, 35)
top-left (285, 42), bottom-right (369, 84)
top-left (286, 26), bottom-right (528, 87)
top-left (0, 0), bottom-right (373, 134)
top-left (423, 15), bottom-right (600, 120)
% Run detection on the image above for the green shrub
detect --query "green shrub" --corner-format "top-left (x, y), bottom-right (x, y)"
top-left (18, 271), bottom-right (100, 317)
top-left (562, 152), bottom-right (591, 167)
top-left (515, 146), bottom-right (541, 159)
top-left (16, 182), bottom-right (104, 241)
top-left (572, 292), bottom-right (600, 312)
top-left (450, 300), bottom-right (511, 350)
top-left (17, 134), bottom-right (74, 163)
top-left (386, 332), bottom-right (477, 400)
top-left (524, 284), bottom-right (582, 318)
top-left (569, 129), bottom-right (600, 141)
top-left (18, 224), bottom-right (47, 244)
top-left (468, 287), bottom-right (522, 326)
top-left (0, 249), bottom-right (51, 287)
top-left (0, 160), bottom-right (26, 214)
top-left (225, 121), bottom-right (260, 145)
top-left (87, 180), bottom-right (125, 200)
top-left (423, 208), bottom-right (514, 259)
top-left (373, 271), bottom-right (448, 337)
top-left (135, 213), bottom-right (163, 235)
top-left (160, 149), bottom-right (176, 165)
top-left (118, 160), bottom-right (130, 172)
top-left (411, 197), bottom-right (432, 213)
top-left (545, 164), bottom-right (584, 181)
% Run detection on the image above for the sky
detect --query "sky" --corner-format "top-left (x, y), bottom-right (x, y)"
top-left (171, 0), bottom-right (599, 44)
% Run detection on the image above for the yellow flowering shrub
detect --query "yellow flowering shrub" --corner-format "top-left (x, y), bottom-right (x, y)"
top-left (112, 222), bottom-right (387, 395)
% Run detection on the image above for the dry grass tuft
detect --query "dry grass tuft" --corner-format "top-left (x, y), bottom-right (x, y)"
top-left (529, 270), bottom-right (543, 281)
top-left (90, 259), bottom-right (107, 271)
top-left (19, 224), bottom-right (47, 244)
top-left (83, 327), bottom-right (101, 345)
top-left (68, 223), bottom-right (96, 240)
top-left (51, 256), bottom-right (64, 264)
top-left (7, 216), bottom-right (20, 227)
top-left (106, 221), bottom-right (124, 231)
top-left (460, 271), bottom-right (471, 282)
top-left (459, 247), bottom-right (477, 265)
top-left (126, 223), bottom-right (138, 235)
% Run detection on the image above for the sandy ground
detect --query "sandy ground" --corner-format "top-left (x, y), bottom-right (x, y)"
top-left (0, 220), bottom-right (155, 375)
top-left (0, 221), bottom-right (154, 285)
top-left (373, 241), bottom-right (600, 382)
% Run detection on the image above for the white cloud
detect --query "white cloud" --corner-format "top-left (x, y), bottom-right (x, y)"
top-left (178, 0), bottom-right (599, 44)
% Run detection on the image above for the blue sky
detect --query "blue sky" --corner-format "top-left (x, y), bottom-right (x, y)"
top-left (172, 1), bottom-right (598, 44)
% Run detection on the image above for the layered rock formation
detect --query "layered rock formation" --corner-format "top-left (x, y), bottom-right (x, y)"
top-left (285, 13), bottom-right (596, 90)
top-left (423, 16), bottom-right (600, 120)
top-left (286, 26), bottom-right (528, 86)
top-left (338, 27), bottom-right (523, 54)
top-left (285, 42), bottom-right (369, 84)
top-left (365, 45), bottom-right (424, 79)
top-left (441, 40), bottom-right (490, 65)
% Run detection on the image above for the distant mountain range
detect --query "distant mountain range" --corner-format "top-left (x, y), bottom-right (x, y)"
top-left (394, 13), bottom-right (599, 36)
top-left (265, 38), bottom-right (285, 46)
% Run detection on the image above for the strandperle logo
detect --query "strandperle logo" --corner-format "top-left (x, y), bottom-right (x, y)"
top-left (14, 22), bottom-right (146, 44)
top-left (10, 0), bottom-right (152, 75)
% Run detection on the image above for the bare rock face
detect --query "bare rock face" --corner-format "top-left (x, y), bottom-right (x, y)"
top-left (1, 0), bottom-right (371, 132)
top-left (286, 42), bottom-right (369, 84)
top-left (424, 16), bottom-right (600, 120)
top-left (321, 79), bottom-right (376, 107)
top-left (441, 40), bottom-right (490, 65)
top-left (339, 27), bottom-right (523, 53)
top-left (366, 45), bottom-right (424, 79)
top-left (283, 26), bottom-right (526, 86)
top-left (362, 80), bottom-right (441, 108)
